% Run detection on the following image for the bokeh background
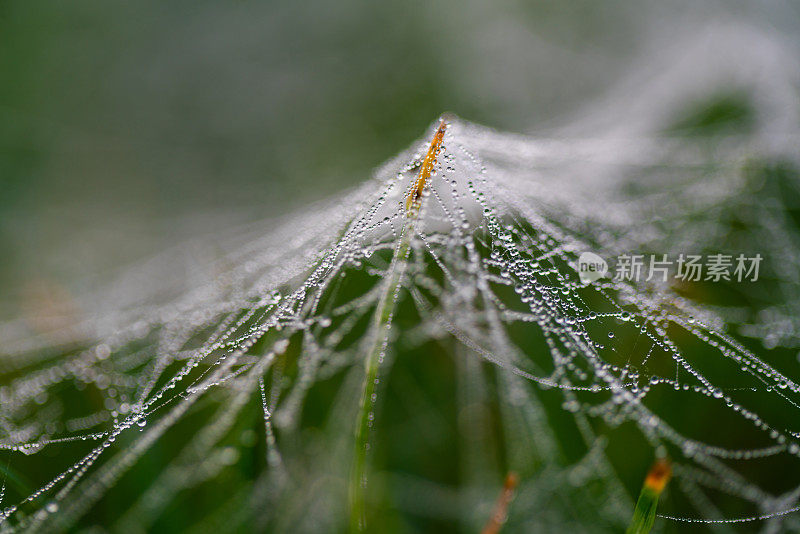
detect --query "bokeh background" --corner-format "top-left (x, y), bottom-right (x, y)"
top-left (3, 0), bottom-right (798, 317)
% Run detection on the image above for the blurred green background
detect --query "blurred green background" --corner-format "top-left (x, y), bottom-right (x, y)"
top-left (3, 0), bottom-right (797, 316)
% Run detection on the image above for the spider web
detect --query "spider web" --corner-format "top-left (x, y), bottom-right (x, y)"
top-left (2, 27), bottom-right (800, 534)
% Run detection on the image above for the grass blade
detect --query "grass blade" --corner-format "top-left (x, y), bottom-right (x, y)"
top-left (349, 118), bottom-right (448, 531)
top-left (626, 459), bottom-right (671, 534)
